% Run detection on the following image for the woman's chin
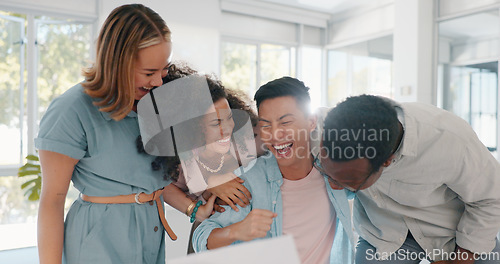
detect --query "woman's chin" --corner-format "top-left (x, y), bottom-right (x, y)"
top-left (203, 145), bottom-right (230, 157)
top-left (215, 146), bottom-right (231, 155)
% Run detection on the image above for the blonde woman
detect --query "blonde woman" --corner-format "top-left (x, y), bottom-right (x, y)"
top-left (36, 4), bottom-right (213, 264)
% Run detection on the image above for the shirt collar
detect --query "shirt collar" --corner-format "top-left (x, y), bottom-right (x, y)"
top-left (100, 110), bottom-right (137, 121)
top-left (263, 153), bottom-right (285, 183)
top-left (396, 103), bottom-right (418, 158)
top-left (380, 97), bottom-right (417, 159)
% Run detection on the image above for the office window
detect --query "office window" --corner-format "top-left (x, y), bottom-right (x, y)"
top-left (36, 17), bottom-right (92, 119)
top-left (221, 40), bottom-right (295, 97)
top-left (220, 42), bottom-right (257, 95)
top-left (301, 46), bottom-right (323, 109)
top-left (0, 10), bottom-right (91, 250)
top-left (0, 12), bottom-right (25, 166)
top-left (437, 9), bottom-right (499, 158)
top-left (260, 43), bottom-right (294, 86)
top-left (326, 36), bottom-right (393, 106)
top-left (445, 64), bottom-right (498, 154)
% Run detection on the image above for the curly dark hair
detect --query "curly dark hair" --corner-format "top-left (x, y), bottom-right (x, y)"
top-left (137, 62), bottom-right (256, 181)
top-left (225, 89), bottom-right (258, 153)
top-left (322, 94), bottom-right (400, 172)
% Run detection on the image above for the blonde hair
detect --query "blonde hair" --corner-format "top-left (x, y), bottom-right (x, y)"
top-left (82, 4), bottom-right (171, 121)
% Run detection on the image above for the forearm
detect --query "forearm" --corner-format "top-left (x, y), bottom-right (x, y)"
top-left (37, 150), bottom-right (75, 264)
top-left (452, 147), bottom-right (500, 253)
top-left (206, 223), bottom-right (240, 250)
top-left (162, 184), bottom-right (194, 214)
top-left (37, 197), bottom-right (65, 264)
top-left (206, 173), bottom-right (237, 189)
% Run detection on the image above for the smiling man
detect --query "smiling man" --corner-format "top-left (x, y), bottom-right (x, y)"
top-left (192, 77), bottom-right (355, 264)
top-left (319, 95), bottom-right (500, 264)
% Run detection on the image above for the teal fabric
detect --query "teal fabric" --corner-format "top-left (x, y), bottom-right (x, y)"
top-left (35, 83), bottom-right (171, 264)
top-left (192, 153), bottom-right (355, 264)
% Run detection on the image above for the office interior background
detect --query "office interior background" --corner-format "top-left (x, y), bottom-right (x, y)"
top-left (0, 0), bottom-right (499, 262)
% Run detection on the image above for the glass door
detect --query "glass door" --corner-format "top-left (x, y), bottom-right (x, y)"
top-left (446, 63), bottom-right (498, 155)
top-left (437, 8), bottom-right (499, 158)
top-left (470, 65), bottom-right (497, 153)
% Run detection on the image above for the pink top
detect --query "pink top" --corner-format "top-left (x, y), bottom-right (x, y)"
top-left (281, 168), bottom-right (336, 264)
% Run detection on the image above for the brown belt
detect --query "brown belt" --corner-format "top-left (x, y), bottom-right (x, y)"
top-left (81, 189), bottom-right (177, 241)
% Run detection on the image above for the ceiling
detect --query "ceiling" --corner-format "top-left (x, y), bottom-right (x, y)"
top-left (253, 0), bottom-right (499, 42)
top-left (256, 0), bottom-right (384, 15)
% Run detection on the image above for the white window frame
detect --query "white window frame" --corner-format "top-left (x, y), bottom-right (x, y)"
top-left (0, 6), bottom-right (96, 177)
top-left (220, 36), bottom-right (298, 96)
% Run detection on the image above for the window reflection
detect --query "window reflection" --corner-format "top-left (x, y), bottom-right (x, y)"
top-left (327, 36), bottom-right (393, 106)
top-left (438, 9), bottom-right (499, 158)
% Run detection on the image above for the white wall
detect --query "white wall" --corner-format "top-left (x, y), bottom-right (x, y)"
top-left (326, 0), bottom-right (436, 104)
top-left (451, 38), bottom-right (500, 65)
top-left (335, 35), bottom-right (393, 59)
top-left (327, 3), bottom-right (394, 48)
top-left (98, 0), bottom-right (221, 74)
top-left (439, 0), bottom-right (500, 18)
top-left (220, 12), bottom-right (297, 45)
top-left (393, 0), bottom-right (434, 104)
top-left (0, 0), bottom-right (96, 20)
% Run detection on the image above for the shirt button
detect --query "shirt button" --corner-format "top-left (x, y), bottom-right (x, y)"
top-left (149, 201), bottom-right (154, 205)
top-left (373, 195), bottom-right (378, 199)
top-left (272, 201), bottom-right (277, 204)
top-left (154, 226), bottom-right (158, 232)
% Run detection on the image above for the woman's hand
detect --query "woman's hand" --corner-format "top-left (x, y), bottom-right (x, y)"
top-left (196, 195), bottom-right (217, 222)
top-left (208, 177), bottom-right (252, 212)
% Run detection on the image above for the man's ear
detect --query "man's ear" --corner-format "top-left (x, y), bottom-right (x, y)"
top-left (382, 154), bottom-right (395, 167)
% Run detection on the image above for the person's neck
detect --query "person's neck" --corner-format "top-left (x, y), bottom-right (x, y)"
top-left (199, 148), bottom-right (222, 161)
top-left (279, 154), bottom-right (314, 181)
top-left (132, 100), bottom-right (138, 112)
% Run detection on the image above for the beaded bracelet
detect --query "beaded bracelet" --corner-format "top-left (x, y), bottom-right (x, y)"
top-left (190, 200), bottom-right (203, 223)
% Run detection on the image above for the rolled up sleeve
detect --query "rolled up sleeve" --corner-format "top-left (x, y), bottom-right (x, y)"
top-left (192, 204), bottom-right (251, 252)
top-left (450, 139), bottom-right (500, 253)
top-left (35, 94), bottom-right (87, 159)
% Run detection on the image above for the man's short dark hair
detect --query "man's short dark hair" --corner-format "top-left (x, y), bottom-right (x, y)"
top-left (254, 76), bottom-right (310, 115)
top-left (322, 95), bottom-right (400, 172)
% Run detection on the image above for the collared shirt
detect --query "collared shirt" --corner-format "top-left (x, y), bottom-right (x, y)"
top-left (354, 100), bottom-right (500, 261)
top-left (35, 83), bottom-right (170, 264)
top-left (192, 153), bottom-right (355, 264)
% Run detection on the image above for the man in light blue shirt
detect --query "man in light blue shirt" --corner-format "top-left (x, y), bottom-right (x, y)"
top-left (317, 95), bottom-right (500, 263)
top-left (192, 77), bottom-right (355, 264)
